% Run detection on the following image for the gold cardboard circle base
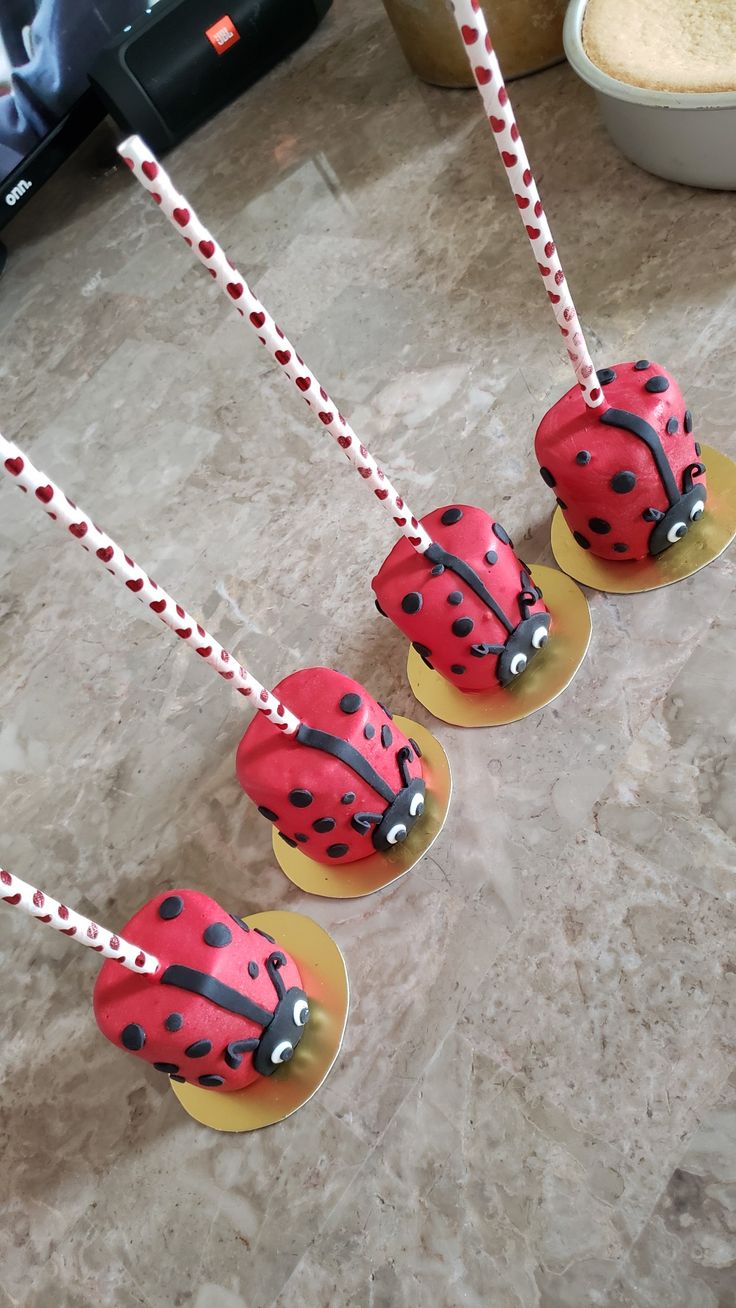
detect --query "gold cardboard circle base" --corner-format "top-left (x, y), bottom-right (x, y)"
top-left (170, 910), bottom-right (348, 1132)
top-left (272, 716), bottom-right (451, 898)
top-left (550, 443), bottom-right (736, 595)
top-left (406, 565), bottom-right (591, 728)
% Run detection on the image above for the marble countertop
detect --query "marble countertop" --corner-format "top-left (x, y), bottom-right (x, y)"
top-left (1, 1), bottom-right (735, 1304)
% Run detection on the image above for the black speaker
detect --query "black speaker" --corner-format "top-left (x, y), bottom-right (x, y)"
top-left (89, 0), bottom-right (332, 154)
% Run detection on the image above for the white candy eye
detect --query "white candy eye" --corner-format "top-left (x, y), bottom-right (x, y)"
top-left (531, 625), bottom-right (549, 650)
top-left (271, 1040), bottom-right (294, 1065)
top-left (690, 500), bottom-right (705, 522)
top-left (667, 521), bottom-right (687, 543)
top-left (509, 652), bottom-right (527, 676)
top-left (387, 823), bottom-right (407, 845)
top-left (293, 999), bottom-right (309, 1027)
top-left (409, 793), bottom-right (424, 817)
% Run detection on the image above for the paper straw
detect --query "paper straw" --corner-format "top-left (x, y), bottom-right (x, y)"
top-left (0, 435), bottom-right (300, 735)
top-left (119, 135), bottom-right (433, 556)
top-left (450, 0), bottom-right (605, 412)
top-left (0, 867), bottom-right (158, 974)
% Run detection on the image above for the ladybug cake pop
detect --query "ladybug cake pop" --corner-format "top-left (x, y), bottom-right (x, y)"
top-left (122, 138), bottom-right (589, 728)
top-left (1, 869), bottom-right (348, 1129)
top-left (372, 504), bottom-right (550, 693)
top-left (536, 361), bottom-right (706, 561)
top-left (94, 889), bottom-right (309, 1092)
top-left (237, 667), bottom-right (426, 863)
top-left (0, 434), bottom-right (449, 890)
top-left (449, 0), bottom-right (735, 590)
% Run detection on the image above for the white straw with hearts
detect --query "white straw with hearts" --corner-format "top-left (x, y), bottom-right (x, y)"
top-left (0, 434), bottom-right (301, 735)
top-left (119, 135), bottom-right (433, 555)
top-left (450, 0), bottom-right (605, 411)
top-left (0, 867), bottom-right (159, 974)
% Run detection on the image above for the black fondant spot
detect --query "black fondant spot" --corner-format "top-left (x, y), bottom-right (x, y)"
top-left (295, 833), bottom-right (308, 843)
top-left (363, 723), bottom-right (375, 741)
top-left (413, 642), bottom-right (431, 658)
top-left (204, 923), bottom-right (232, 948)
top-left (666, 417), bottom-right (678, 435)
top-left (588, 517), bottom-right (611, 535)
top-left (381, 725), bottom-right (393, 748)
top-left (485, 550), bottom-right (497, 565)
top-left (576, 451), bottom-right (591, 465)
top-left (401, 592), bottom-right (422, 614)
top-left (611, 471), bottom-right (636, 494)
top-left (289, 789), bottom-right (313, 808)
top-left (448, 591), bottom-right (463, 606)
top-left (154, 1062), bottom-right (179, 1074)
top-left (165, 1013), bottom-right (183, 1033)
top-left (634, 359), bottom-right (650, 371)
top-left (452, 617), bottom-right (474, 637)
top-left (339, 693), bottom-right (361, 714)
top-left (311, 817), bottom-right (336, 836)
top-left (409, 737), bottom-right (422, 758)
top-left (441, 507), bottom-right (463, 525)
top-left (199, 1075), bottom-right (224, 1087)
top-left (492, 523), bottom-right (512, 546)
top-left (431, 564), bottom-right (445, 576)
top-left (185, 1040), bottom-right (212, 1059)
top-left (170, 1074), bottom-right (186, 1083)
top-left (450, 664), bottom-right (466, 675)
top-left (279, 833), bottom-right (297, 848)
top-left (684, 410), bottom-right (693, 433)
top-left (121, 1023), bottom-right (145, 1051)
top-left (341, 792), bottom-right (355, 805)
top-left (159, 895), bottom-right (183, 921)
top-left (597, 368), bottom-right (617, 385)
top-left (257, 805), bottom-right (278, 822)
top-left (613, 542), bottom-right (629, 553)
top-left (254, 929), bottom-right (275, 942)
top-left (645, 375), bottom-right (669, 394)
top-left (327, 843), bottom-right (349, 858)
top-left (695, 442), bottom-right (701, 456)
top-left (248, 961), bottom-right (259, 978)
top-left (539, 466), bottom-right (556, 488)
top-left (375, 598), bottom-right (386, 617)
top-left (556, 498), bottom-right (568, 510)
top-left (573, 532), bottom-right (591, 550)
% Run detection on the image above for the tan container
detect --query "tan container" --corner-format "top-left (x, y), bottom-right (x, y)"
top-left (381, 0), bottom-right (566, 87)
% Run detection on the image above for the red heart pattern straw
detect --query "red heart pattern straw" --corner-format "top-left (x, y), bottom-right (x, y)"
top-left (0, 866), bottom-right (158, 974)
top-left (119, 136), bottom-right (434, 555)
top-left (0, 434), bottom-right (301, 735)
top-left (450, 0), bottom-right (605, 412)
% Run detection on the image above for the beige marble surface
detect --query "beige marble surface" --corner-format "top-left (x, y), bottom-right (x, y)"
top-left (1, 1), bottom-right (736, 1304)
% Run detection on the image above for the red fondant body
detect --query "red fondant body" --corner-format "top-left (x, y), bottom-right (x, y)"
top-left (535, 362), bottom-right (705, 561)
top-left (371, 504), bottom-right (549, 693)
top-left (236, 668), bottom-right (424, 864)
top-left (94, 890), bottom-right (304, 1092)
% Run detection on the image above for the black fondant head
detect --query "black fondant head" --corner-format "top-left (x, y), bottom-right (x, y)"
top-left (647, 465), bottom-right (707, 555)
top-left (495, 612), bottom-right (551, 686)
top-left (468, 574), bottom-right (550, 686)
top-left (253, 983), bottom-right (310, 1076)
top-left (371, 776), bottom-right (426, 852)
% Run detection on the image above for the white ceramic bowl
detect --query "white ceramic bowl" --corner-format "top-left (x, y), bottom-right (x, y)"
top-left (564, 0), bottom-right (736, 189)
